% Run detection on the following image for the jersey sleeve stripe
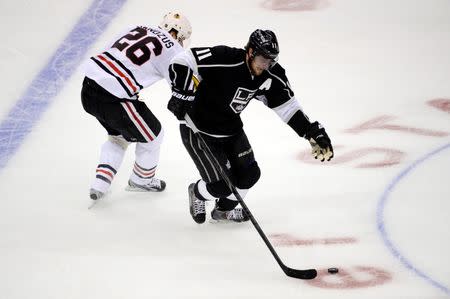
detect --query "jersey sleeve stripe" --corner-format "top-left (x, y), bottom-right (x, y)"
top-left (103, 51), bottom-right (143, 89)
top-left (267, 69), bottom-right (287, 87)
top-left (197, 61), bottom-right (245, 68)
top-left (90, 57), bottom-right (134, 98)
top-left (183, 68), bottom-right (193, 90)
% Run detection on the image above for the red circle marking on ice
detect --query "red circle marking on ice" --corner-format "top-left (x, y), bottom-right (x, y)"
top-left (261, 0), bottom-right (329, 11)
top-left (298, 146), bottom-right (405, 168)
top-left (428, 99), bottom-right (450, 113)
top-left (307, 266), bottom-right (392, 289)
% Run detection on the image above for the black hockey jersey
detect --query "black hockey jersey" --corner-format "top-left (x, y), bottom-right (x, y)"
top-left (170, 45), bottom-right (307, 136)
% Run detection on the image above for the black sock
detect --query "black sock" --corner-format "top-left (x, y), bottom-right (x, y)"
top-left (216, 197), bottom-right (238, 211)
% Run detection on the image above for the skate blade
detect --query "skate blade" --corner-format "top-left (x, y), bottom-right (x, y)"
top-left (88, 200), bottom-right (99, 209)
top-left (125, 185), bottom-right (159, 192)
top-left (208, 218), bottom-right (247, 224)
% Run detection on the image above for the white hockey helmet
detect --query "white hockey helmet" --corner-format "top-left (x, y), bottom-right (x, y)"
top-left (159, 12), bottom-right (192, 45)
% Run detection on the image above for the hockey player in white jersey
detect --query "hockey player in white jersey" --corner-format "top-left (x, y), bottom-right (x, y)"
top-left (81, 12), bottom-right (192, 203)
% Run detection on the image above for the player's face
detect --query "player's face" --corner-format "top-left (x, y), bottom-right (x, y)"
top-left (251, 55), bottom-right (272, 76)
top-left (247, 48), bottom-right (276, 76)
top-left (170, 31), bottom-right (184, 47)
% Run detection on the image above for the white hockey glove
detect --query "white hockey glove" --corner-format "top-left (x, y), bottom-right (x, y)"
top-left (305, 121), bottom-right (334, 162)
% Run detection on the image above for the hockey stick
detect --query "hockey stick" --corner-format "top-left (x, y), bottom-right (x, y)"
top-left (185, 115), bottom-right (317, 280)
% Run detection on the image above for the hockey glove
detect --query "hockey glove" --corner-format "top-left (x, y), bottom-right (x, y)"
top-left (305, 121), bottom-right (334, 162)
top-left (167, 88), bottom-right (195, 120)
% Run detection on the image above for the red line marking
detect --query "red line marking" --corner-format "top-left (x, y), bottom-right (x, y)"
top-left (298, 146), bottom-right (405, 168)
top-left (427, 98), bottom-right (450, 113)
top-left (345, 115), bottom-right (448, 137)
top-left (261, 0), bottom-right (329, 11)
top-left (306, 266), bottom-right (392, 289)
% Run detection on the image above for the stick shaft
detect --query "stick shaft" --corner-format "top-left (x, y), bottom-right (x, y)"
top-left (184, 115), bottom-right (316, 279)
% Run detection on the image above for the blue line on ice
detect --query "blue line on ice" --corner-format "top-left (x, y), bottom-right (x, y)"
top-left (0, 0), bottom-right (127, 170)
top-left (377, 142), bottom-right (450, 294)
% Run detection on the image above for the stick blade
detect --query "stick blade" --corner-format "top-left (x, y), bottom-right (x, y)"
top-left (283, 267), bottom-right (317, 280)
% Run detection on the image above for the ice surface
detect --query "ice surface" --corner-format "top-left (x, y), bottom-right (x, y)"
top-left (0, 0), bottom-right (449, 298)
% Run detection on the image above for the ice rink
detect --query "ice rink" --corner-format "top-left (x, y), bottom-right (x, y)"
top-left (0, 0), bottom-right (449, 298)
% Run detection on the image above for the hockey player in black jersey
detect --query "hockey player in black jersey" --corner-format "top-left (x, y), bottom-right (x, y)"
top-left (167, 29), bottom-right (334, 223)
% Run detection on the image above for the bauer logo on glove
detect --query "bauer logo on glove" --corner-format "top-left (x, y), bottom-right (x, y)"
top-left (171, 89), bottom-right (195, 101)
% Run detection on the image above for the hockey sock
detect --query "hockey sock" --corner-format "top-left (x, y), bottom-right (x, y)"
top-left (216, 197), bottom-right (239, 211)
top-left (91, 139), bottom-right (126, 193)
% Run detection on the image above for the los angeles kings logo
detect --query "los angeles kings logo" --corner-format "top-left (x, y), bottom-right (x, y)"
top-left (229, 78), bottom-right (272, 113)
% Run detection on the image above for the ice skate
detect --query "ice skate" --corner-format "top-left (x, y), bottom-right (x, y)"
top-left (211, 206), bottom-right (249, 223)
top-left (188, 183), bottom-right (206, 224)
top-left (126, 178), bottom-right (166, 192)
top-left (88, 188), bottom-right (105, 209)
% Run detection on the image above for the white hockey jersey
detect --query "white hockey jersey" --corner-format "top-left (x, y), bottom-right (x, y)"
top-left (84, 25), bottom-right (184, 100)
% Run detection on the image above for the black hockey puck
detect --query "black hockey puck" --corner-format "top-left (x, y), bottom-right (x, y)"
top-left (328, 267), bottom-right (339, 274)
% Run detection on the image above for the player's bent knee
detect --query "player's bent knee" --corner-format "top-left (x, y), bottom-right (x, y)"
top-left (206, 180), bottom-right (231, 198)
top-left (108, 135), bottom-right (130, 150)
top-left (152, 128), bottom-right (164, 146)
top-left (235, 162), bottom-right (261, 189)
top-left (137, 128), bottom-right (164, 151)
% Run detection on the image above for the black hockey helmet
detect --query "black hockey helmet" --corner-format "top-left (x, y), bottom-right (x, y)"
top-left (246, 29), bottom-right (279, 60)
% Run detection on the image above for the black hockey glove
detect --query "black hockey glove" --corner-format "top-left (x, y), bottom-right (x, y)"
top-left (167, 88), bottom-right (195, 120)
top-left (305, 121), bottom-right (334, 162)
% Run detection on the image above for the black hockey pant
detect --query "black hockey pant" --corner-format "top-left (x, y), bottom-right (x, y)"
top-left (179, 124), bottom-right (261, 198)
top-left (81, 77), bottom-right (161, 143)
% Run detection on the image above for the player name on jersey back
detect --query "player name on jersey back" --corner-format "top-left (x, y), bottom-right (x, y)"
top-left (84, 26), bottom-right (184, 100)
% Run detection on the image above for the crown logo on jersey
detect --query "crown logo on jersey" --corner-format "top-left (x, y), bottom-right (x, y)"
top-left (230, 87), bottom-right (257, 113)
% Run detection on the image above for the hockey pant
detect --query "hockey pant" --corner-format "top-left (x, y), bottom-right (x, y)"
top-left (81, 77), bottom-right (164, 192)
top-left (179, 124), bottom-right (261, 206)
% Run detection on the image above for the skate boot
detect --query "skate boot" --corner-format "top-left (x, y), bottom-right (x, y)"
top-left (188, 183), bottom-right (206, 224)
top-left (211, 206), bottom-right (250, 223)
top-left (89, 188), bottom-right (104, 200)
top-left (126, 178), bottom-right (166, 192)
top-left (88, 188), bottom-right (105, 209)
